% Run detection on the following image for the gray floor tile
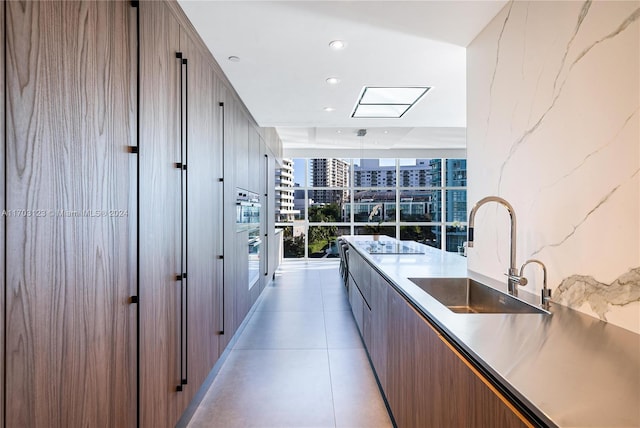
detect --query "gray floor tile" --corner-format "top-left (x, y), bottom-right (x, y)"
top-left (188, 261), bottom-right (391, 428)
top-left (235, 310), bottom-right (327, 349)
top-left (329, 348), bottom-right (393, 428)
top-left (324, 310), bottom-right (364, 349)
top-left (321, 288), bottom-right (351, 311)
top-left (257, 288), bottom-right (324, 312)
top-left (322, 296), bottom-right (351, 312)
top-left (188, 349), bottom-right (335, 428)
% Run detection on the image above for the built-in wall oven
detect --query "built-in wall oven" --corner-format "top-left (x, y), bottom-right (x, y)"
top-left (236, 188), bottom-right (261, 288)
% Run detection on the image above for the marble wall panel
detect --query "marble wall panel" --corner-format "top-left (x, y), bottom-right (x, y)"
top-left (467, 1), bottom-right (640, 332)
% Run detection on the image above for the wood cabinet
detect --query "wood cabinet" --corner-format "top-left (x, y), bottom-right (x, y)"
top-left (348, 245), bottom-right (533, 428)
top-left (0, 4), bottom-right (5, 426)
top-left (4, 1), bottom-right (137, 426)
top-left (1, 1), bottom-right (278, 426)
top-left (385, 287), bottom-right (418, 428)
top-left (412, 301), bottom-right (531, 427)
top-left (139, 3), bottom-right (231, 425)
top-left (180, 26), bottom-right (223, 406)
top-left (248, 127), bottom-right (262, 194)
top-left (138, 1), bottom-right (184, 426)
top-left (349, 248), bottom-right (371, 304)
top-left (348, 276), bottom-right (365, 334)
top-left (369, 271), bottom-right (389, 391)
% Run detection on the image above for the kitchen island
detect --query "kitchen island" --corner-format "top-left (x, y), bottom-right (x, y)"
top-left (344, 235), bottom-right (640, 428)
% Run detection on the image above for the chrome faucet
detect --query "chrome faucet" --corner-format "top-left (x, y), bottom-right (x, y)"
top-left (467, 196), bottom-right (524, 296)
top-left (519, 259), bottom-right (552, 309)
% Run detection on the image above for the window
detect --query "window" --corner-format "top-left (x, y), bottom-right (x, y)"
top-left (276, 158), bottom-right (467, 259)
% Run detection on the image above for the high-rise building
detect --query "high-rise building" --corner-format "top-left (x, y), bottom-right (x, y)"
top-left (310, 158), bottom-right (350, 205)
top-left (354, 159), bottom-right (437, 187)
top-left (430, 159), bottom-right (468, 251)
top-left (275, 158), bottom-right (300, 221)
top-left (429, 158), bottom-right (467, 222)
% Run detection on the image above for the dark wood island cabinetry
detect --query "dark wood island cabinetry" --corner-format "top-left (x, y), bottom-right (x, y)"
top-left (347, 241), bottom-right (532, 428)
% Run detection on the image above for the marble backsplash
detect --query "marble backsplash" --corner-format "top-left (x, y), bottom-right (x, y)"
top-left (554, 268), bottom-right (640, 322)
top-left (466, 1), bottom-right (640, 333)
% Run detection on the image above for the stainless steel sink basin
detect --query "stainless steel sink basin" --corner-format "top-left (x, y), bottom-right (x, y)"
top-left (408, 277), bottom-right (547, 314)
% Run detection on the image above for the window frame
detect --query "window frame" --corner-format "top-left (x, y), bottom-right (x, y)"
top-left (276, 158), bottom-right (467, 259)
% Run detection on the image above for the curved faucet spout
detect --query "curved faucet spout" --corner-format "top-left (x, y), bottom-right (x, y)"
top-left (520, 259), bottom-right (551, 309)
top-left (467, 196), bottom-right (519, 295)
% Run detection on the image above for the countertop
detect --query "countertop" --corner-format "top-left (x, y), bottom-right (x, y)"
top-left (345, 235), bottom-right (640, 428)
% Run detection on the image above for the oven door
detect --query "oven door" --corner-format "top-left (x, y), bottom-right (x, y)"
top-left (248, 227), bottom-right (261, 288)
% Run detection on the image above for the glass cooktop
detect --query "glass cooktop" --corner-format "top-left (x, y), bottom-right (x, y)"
top-left (356, 241), bottom-right (425, 255)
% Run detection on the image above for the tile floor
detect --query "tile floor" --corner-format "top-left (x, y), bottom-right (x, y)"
top-left (187, 260), bottom-right (393, 428)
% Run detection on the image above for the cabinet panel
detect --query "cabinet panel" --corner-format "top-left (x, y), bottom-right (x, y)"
top-left (384, 280), bottom-right (531, 428)
top-left (233, 106), bottom-right (250, 190)
top-left (139, 2), bottom-right (183, 427)
top-left (370, 271), bottom-right (388, 391)
top-left (0, 3), bottom-right (4, 426)
top-left (220, 89), bottom-right (237, 353)
top-left (424, 322), bottom-right (530, 428)
top-left (348, 246), bottom-right (371, 305)
top-left (235, 229), bottom-right (250, 328)
top-left (385, 288), bottom-right (417, 428)
top-left (5, 1), bottom-right (137, 426)
top-left (248, 127), bottom-right (261, 193)
top-left (348, 276), bottom-right (364, 334)
top-left (180, 26), bottom-right (222, 405)
top-left (363, 304), bottom-right (372, 352)
top-left (214, 79), bottom-right (225, 357)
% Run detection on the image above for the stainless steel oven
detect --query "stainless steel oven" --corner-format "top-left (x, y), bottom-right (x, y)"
top-left (236, 189), bottom-right (261, 288)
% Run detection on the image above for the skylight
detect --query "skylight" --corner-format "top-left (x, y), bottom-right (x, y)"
top-left (351, 86), bottom-right (430, 119)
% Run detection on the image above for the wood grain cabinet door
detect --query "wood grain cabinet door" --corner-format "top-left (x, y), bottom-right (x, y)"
top-left (0, 3), bottom-right (5, 426)
top-left (385, 288), bottom-right (418, 428)
top-left (5, 1), bottom-right (137, 427)
top-left (138, 1), bottom-right (185, 427)
top-left (180, 28), bottom-right (222, 402)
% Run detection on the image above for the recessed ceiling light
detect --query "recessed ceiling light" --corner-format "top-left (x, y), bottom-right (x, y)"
top-left (383, 130), bottom-right (389, 134)
top-left (324, 107), bottom-right (335, 112)
top-left (228, 56), bottom-right (240, 62)
top-left (329, 40), bottom-right (346, 50)
top-left (326, 77), bottom-right (341, 85)
top-left (336, 130), bottom-right (342, 134)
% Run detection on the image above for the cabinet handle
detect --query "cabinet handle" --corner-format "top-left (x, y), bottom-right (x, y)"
top-left (218, 101), bottom-right (225, 335)
top-left (181, 56), bottom-right (189, 388)
top-left (174, 51), bottom-right (190, 391)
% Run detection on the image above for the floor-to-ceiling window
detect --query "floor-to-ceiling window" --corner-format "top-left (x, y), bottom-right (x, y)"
top-left (275, 158), bottom-right (467, 259)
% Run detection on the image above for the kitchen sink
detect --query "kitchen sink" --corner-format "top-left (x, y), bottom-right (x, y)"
top-left (408, 277), bottom-right (547, 314)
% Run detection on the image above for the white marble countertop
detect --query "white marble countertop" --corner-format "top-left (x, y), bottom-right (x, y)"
top-left (345, 235), bottom-right (640, 428)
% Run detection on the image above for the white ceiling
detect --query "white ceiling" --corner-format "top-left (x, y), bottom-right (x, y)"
top-left (178, 1), bottom-right (507, 153)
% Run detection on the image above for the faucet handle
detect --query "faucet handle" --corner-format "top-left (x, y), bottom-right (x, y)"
top-left (504, 272), bottom-right (528, 286)
top-left (542, 288), bottom-right (552, 306)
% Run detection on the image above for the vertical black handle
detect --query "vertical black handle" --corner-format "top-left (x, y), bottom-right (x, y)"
top-left (175, 52), bottom-right (189, 391)
top-left (264, 154), bottom-right (269, 276)
top-left (182, 57), bottom-right (189, 387)
top-left (218, 102), bottom-right (225, 335)
top-left (176, 51), bottom-right (183, 392)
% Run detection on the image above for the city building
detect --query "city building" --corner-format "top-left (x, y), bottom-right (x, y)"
top-left (354, 158), bottom-right (437, 188)
top-left (310, 158), bottom-right (350, 205)
top-left (275, 158), bottom-right (300, 221)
